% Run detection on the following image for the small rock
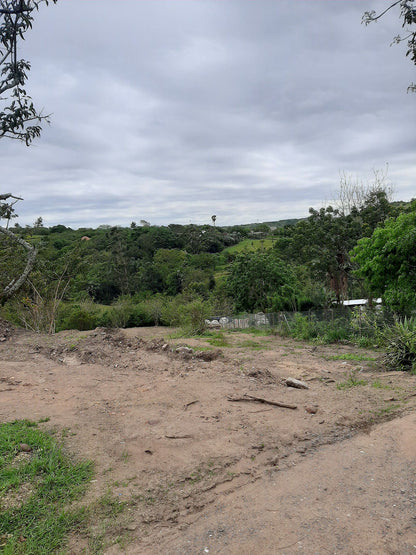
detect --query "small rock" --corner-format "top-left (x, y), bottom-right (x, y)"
top-left (175, 347), bottom-right (194, 353)
top-left (175, 346), bottom-right (194, 355)
top-left (285, 377), bottom-right (309, 389)
top-left (305, 406), bottom-right (318, 414)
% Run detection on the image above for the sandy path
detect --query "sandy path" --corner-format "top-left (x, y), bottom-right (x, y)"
top-left (153, 413), bottom-right (416, 555)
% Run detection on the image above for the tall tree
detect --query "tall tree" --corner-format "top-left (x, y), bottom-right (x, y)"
top-left (351, 205), bottom-right (416, 314)
top-left (226, 251), bottom-right (295, 313)
top-left (275, 184), bottom-right (392, 302)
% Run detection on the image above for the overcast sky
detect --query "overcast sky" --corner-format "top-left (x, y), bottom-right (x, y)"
top-left (1, 0), bottom-right (415, 228)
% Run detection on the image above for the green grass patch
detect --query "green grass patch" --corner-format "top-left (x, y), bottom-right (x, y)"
top-left (326, 353), bottom-right (377, 362)
top-left (222, 237), bottom-right (275, 255)
top-left (0, 419), bottom-right (93, 554)
top-left (336, 370), bottom-right (367, 390)
top-left (206, 336), bottom-right (230, 347)
top-left (229, 327), bottom-right (275, 337)
top-left (199, 331), bottom-right (231, 347)
top-left (371, 379), bottom-right (392, 389)
top-left (237, 339), bottom-right (269, 350)
top-left (372, 403), bottom-right (402, 416)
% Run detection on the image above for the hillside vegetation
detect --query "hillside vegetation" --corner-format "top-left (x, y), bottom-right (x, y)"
top-left (1, 190), bottom-right (415, 342)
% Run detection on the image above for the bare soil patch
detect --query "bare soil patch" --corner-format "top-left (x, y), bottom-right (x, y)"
top-left (1, 324), bottom-right (416, 553)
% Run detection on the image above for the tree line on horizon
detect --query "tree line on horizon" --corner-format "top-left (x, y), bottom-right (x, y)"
top-left (1, 183), bottom-right (415, 333)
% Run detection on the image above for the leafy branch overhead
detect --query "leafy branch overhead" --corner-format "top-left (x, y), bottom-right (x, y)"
top-left (363, 0), bottom-right (416, 92)
top-left (0, 0), bottom-right (56, 144)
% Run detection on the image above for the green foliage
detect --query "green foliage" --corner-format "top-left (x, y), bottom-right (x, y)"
top-left (277, 312), bottom-right (350, 343)
top-left (60, 305), bottom-right (97, 331)
top-left (382, 317), bottom-right (416, 373)
top-left (275, 187), bottom-right (393, 302)
top-left (223, 237), bottom-right (275, 256)
top-left (363, 0), bottom-right (416, 92)
top-left (276, 309), bottom-right (384, 345)
top-left (327, 353), bottom-right (377, 361)
top-left (226, 251), bottom-right (296, 312)
top-left (204, 331), bottom-right (230, 347)
top-left (160, 295), bottom-right (213, 335)
top-left (336, 370), bottom-right (367, 389)
top-left (0, 419), bottom-right (92, 553)
top-left (351, 208), bottom-right (416, 314)
top-left (1, 187), bottom-right (411, 337)
top-left (0, 0), bottom-right (57, 143)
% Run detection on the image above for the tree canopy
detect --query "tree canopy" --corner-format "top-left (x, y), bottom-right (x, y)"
top-left (226, 251), bottom-right (296, 313)
top-left (351, 204), bottom-right (416, 314)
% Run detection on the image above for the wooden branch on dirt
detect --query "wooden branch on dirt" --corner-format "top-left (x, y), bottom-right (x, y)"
top-left (165, 434), bottom-right (193, 439)
top-left (227, 394), bottom-right (297, 410)
top-left (184, 399), bottom-right (199, 410)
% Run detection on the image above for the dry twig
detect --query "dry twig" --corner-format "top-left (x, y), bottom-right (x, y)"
top-left (227, 394), bottom-right (297, 410)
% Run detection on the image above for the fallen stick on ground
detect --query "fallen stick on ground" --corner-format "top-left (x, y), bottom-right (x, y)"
top-left (227, 394), bottom-right (297, 410)
top-left (165, 434), bottom-right (193, 439)
top-left (184, 400), bottom-right (199, 410)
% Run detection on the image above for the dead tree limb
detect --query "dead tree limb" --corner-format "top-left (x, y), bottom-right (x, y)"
top-left (227, 394), bottom-right (297, 410)
top-left (0, 225), bottom-right (37, 300)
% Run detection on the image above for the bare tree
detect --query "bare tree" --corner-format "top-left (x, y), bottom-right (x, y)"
top-left (335, 167), bottom-right (394, 216)
top-left (363, 0), bottom-right (416, 92)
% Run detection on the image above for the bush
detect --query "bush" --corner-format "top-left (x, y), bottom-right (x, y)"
top-left (181, 298), bottom-right (212, 335)
top-left (59, 305), bottom-right (97, 331)
top-left (382, 317), bottom-right (416, 373)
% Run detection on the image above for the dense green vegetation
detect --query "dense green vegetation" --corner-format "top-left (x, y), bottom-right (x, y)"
top-left (1, 188), bottom-right (415, 365)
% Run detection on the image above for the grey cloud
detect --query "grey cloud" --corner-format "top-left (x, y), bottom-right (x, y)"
top-left (1, 0), bottom-right (414, 228)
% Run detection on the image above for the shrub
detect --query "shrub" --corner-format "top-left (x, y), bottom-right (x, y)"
top-left (382, 317), bottom-right (416, 373)
top-left (287, 313), bottom-right (320, 341)
top-left (59, 305), bottom-right (97, 331)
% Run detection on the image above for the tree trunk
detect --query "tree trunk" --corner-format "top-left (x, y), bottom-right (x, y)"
top-left (0, 225), bottom-right (37, 300)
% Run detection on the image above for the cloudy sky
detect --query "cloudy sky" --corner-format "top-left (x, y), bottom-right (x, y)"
top-left (1, 0), bottom-right (415, 228)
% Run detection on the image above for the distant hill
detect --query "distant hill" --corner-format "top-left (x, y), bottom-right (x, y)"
top-left (235, 218), bottom-right (302, 230)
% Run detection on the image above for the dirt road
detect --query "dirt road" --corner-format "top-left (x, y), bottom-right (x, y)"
top-left (1, 323), bottom-right (415, 553)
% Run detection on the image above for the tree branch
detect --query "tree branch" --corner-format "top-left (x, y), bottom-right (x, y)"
top-left (0, 225), bottom-right (37, 300)
top-left (362, 0), bottom-right (402, 25)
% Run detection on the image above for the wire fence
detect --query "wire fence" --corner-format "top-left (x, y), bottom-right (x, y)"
top-left (207, 306), bottom-right (396, 337)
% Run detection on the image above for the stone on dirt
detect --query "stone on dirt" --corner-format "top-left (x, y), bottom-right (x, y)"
top-left (285, 377), bottom-right (309, 389)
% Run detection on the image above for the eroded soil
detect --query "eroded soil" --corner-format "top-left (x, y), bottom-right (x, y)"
top-left (1, 322), bottom-right (416, 553)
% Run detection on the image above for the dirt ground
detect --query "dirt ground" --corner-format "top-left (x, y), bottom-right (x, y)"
top-left (1, 321), bottom-right (416, 554)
